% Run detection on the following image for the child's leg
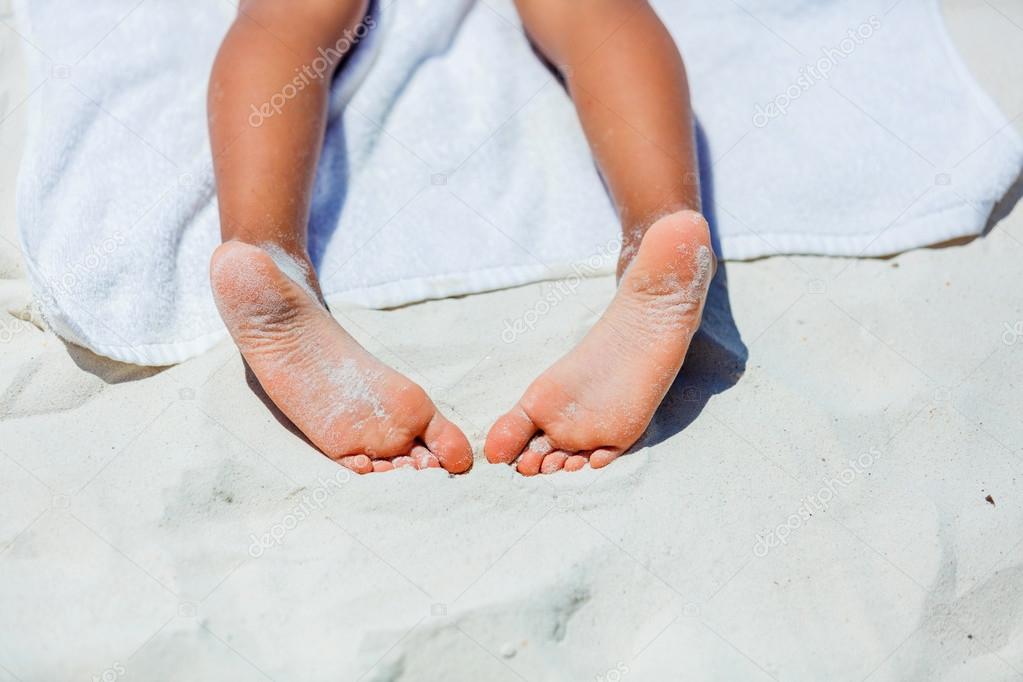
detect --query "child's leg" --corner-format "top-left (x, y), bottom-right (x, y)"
top-left (486, 0), bottom-right (714, 474)
top-left (208, 0), bottom-right (472, 474)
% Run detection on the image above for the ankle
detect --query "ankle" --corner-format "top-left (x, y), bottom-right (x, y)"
top-left (618, 209), bottom-right (711, 280)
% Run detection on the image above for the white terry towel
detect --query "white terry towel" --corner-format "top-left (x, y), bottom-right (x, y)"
top-left (13, 0), bottom-right (1023, 366)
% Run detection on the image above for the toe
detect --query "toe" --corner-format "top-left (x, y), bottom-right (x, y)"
top-left (338, 454), bottom-right (373, 474)
top-left (563, 454), bottom-right (588, 472)
top-left (372, 460), bottom-right (394, 473)
top-left (515, 435), bottom-right (553, 476)
top-left (516, 450), bottom-right (545, 476)
top-left (589, 448), bottom-right (622, 469)
top-left (485, 406), bottom-right (537, 465)
top-left (540, 451), bottom-right (568, 474)
top-left (423, 412), bottom-right (473, 474)
top-left (411, 444), bottom-right (441, 470)
top-left (391, 456), bottom-right (415, 469)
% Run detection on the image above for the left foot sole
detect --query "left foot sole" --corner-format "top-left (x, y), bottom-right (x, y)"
top-left (211, 241), bottom-right (473, 474)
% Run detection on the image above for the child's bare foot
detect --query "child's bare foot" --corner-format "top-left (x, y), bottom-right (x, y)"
top-left (210, 241), bottom-right (473, 474)
top-left (485, 211), bottom-right (714, 474)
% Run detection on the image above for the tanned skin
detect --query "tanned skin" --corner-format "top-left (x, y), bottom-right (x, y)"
top-left (206, 0), bottom-right (712, 475)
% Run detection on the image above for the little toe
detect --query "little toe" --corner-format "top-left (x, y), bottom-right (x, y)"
top-left (589, 448), bottom-right (622, 469)
top-left (485, 407), bottom-right (537, 465)
top-left (540, 451), bottom-right (568, 474)
top-left (563, 454), bottom-right (588, 472)
top-left (391, 456), bottom-right (415, 469)
top-left (372, 460), bottom-right (394, 473)
top-left (339, 454), bottom-right (373, 474)
top-left (423, 412), bottom-right (473, 474)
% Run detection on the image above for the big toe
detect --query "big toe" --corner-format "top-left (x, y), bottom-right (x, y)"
top-left (423, 412), bottom-right (474, 474)
top-left (485, 407), bottom-right (537, 464)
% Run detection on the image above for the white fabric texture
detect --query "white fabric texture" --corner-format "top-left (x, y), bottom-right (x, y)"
top-left (13, 0), bottom-right (1023, 366)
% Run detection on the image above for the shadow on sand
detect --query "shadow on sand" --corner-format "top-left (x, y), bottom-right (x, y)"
top-left (638, 120), bottom-right (748, 449)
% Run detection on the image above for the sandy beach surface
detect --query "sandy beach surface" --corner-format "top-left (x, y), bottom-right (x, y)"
top-left (2, 1), bottom-right (1023, 680)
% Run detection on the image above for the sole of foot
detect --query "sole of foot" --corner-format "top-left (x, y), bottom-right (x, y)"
top-left (210, 240), bottom-right (473, 474)
top-left (484, 210), bottom-right (714, 474)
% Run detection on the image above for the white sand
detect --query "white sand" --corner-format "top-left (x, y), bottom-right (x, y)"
top-left (2, 1), bottom-right (1023, 680)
